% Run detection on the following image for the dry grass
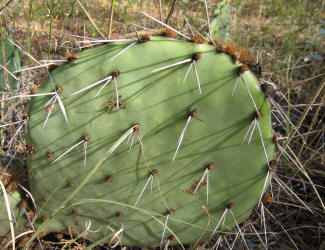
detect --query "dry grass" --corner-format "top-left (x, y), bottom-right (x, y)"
top-left (0, 0), bottom-right (324, 249)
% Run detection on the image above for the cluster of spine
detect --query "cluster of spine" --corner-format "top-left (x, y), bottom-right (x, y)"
top-left (14, 33), bottom-right (275, 247)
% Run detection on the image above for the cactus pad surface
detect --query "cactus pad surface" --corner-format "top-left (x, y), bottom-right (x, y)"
top-left (0, 32), bottom-right (20, 91)
top-left (26, 36), bottom-right (274, 246)
top-left (0, 190), bottom-right (22, 236)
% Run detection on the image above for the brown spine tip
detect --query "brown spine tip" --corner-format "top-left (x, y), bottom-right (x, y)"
top-left (18, 145), bottom-right (28, 154)
top-left (167, 209), bottom-right (175, 215)
top-left (68, 183), bottom-right (74, 188)
top-left (223, 42), bottom-right (252, 64)
top-left (192, 34), bottom-right (205, 44)
top-left (66, 52), bottom-right (77, 62)
top-left (106, 175), bottom-right (113, 182)
top-left (163, 29), bottom-right (175, 38)
top-left (133, 123), bottom-right (141, 132)
top-left (69, 226), bottom-right (75, 233)
top-left (268, 159), bottom-right (276, 171)
top-left (28, 168), bottom-right (35, 176)
top-left (49, 63), bottom-right (60, 70)
top-left (117, 212), bottom-right (123, 217)
top-left (112, 70), bottom-right (120, 78)
top-left (189, 108), bottom-right (198, 117)
top-left (24, 114), bottom-right (30, 122)
top-left (214, 40), bottom-right (253, 64)
top-left (227, 202), bottom-right (235, 209)
top-left (138, 35), bottom-right (150, 43)
top-left (224, 42), bottom-right (237, 57)
top-left (272, 132), bottom-right (279, 144)
top-left (73, 209), bottom-right (79, 215)
top-left (84, 134), bottom-right (91, 141)
top-left (28, 144), bottom-right (36, 155)
top-left (37, 232), bottom-right (47, 238)
top-left (192, 53), bottom-right (201, 61)
top-left (207, 162), bottom-right (215, 170)
top-left (43, 197), bottom-right (49, 202)
top-left (47, 152), bottom-right (54, 159)
top-left (45, 105), bottom-right (55, 113)
top-left (31, 85), bottom-right (38, 94)
top-left (254, 110), bottom-right (264, 119)
top-left (27, 210), bottom-right (35, 221)
top-left (56, 233), bottom-right (63, 239)
top-left (252, 110), bottom-right (261, 120)
top-left (272, 136), bottom-right (277, 144)
top-left (151, 169), bottom-right (158, 176)
top-left (263, 193), bottom-right (272, 203)
top-left (56, 86), bottom-right (63, 95)
top-left (237, 64), bottom-right (250, 76)
top-left (19, 199), bottom-right (28, 210)
top-left (213, 39), bottom-right (225, 52)
top-left (42, 215), bottom-right (48, 222)
top-left (238, 49), bottom-right (253, 65)
top-left (168, 235), bottom-right (176, 241)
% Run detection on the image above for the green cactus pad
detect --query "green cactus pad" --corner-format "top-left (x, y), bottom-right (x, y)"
top-left (0, 190), bottom-right (23, 236)
top-left (0, 32), bottom-right (21, 91)
top-left (26, 37), bottom-right (274, 246)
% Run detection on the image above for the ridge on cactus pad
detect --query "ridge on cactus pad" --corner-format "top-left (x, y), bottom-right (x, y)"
top-left (26, 36), bottom-right (274, 246)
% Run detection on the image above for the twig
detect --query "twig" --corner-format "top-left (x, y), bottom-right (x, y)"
top-left (276, 81), bottom-right (325, 211)
top-left (76, 0), bottom-right (106, 39)
top-left (158, 0), bottom-right (163, 22)
top-left (117, 27), bottom-right (170, 38)
top-left (108, 0), bottom-right (114, 38)
top-left (165, 0), bottom-right (178, 24)
top-left (297, 90), bottom-right (325, 157)
top-left (204, 0), bottom-right (211, 36)
top-left (0, 0), bottom-right (14, 12)
top-left (142, 12), bottom-right (190, 40)
top-left (5, 230), bottom-right (34, 249)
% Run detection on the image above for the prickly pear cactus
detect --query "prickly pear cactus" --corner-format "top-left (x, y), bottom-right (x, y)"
top-left (0, 189), bottom-right (23, 236)
top-left (26, 36), bottom-right (274, 246)
top-left (0, 32), bottom-right (21, 91)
